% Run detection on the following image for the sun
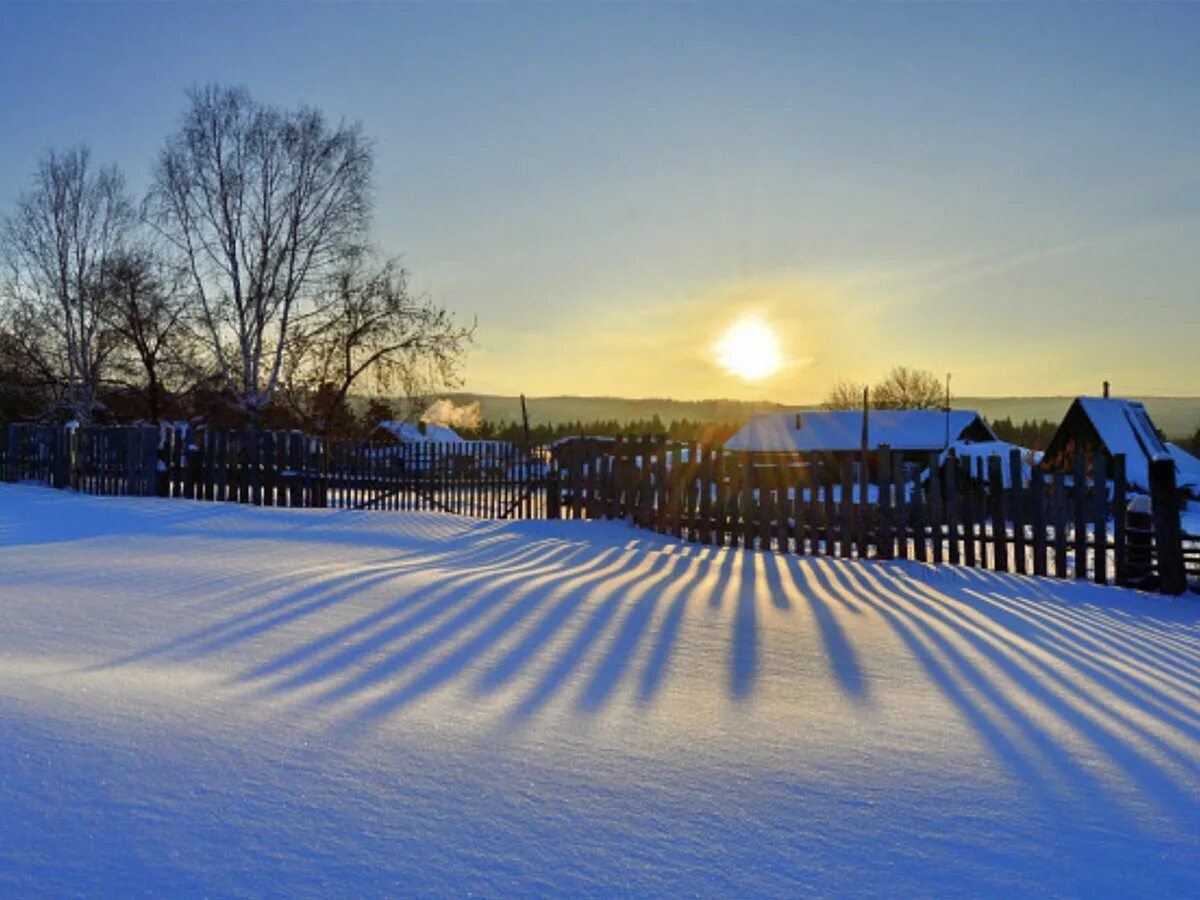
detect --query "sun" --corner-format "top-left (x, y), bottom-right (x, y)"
top-left (713, 316), bottom-right (784, 381)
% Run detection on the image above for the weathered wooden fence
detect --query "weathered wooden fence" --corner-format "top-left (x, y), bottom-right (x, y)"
top-left (3, 424), bottom-right (1194, 595)
top-left (1, 424), bottom-right (551, 520)
top-left (551, 435), bottom-right (1195, 596)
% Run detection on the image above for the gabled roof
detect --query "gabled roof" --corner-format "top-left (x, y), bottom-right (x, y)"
top-left (1049, 397), bottom-right (1169, 492)
top-left (374, 421), bottom-right (463, 443)
top-left (1075, 396), bottom-right (1168, 461)
top-left (724, 409), bottom-right (995, 453)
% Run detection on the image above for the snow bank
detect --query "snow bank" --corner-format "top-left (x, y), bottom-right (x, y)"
top-left (1, 485), bottom-right (1198, 895)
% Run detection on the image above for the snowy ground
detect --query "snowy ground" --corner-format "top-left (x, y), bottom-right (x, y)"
top-left (2, 484), bottom-right (1199, 897)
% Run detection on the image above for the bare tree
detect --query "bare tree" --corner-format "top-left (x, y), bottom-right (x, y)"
top-left (148, 85), bottom-right (371, 429)
top-left (872, 366), bottom-right (943, 410)
top-left (102, 248), bottom-right (195, 424)
top-left (283, 255), bottom-right (474, 434)
top-left (1, 147), bottom-right (132, 423)
top-left (823, 378), bottom-right (867, 411)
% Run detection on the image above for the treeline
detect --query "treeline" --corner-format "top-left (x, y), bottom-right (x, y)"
top-left (459, 416), bottom-right (740, 446)
top-left (0, 85), bottom-right (470, 438)
top-left (987, 417), bottom-right (1059, 451)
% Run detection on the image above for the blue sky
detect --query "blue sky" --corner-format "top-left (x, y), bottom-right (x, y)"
top-left (2, 2), bottom-right (1198, 401)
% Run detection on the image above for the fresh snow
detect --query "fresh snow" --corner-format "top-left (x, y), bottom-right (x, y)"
top-left (1, 485), bottom-right (1199, 896)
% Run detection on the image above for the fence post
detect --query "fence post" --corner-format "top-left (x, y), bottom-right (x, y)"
top-left (1031, 464), bottom-right (1047, 577)
top-left (1072, 453), bottom-right (1088, 580)
top-left (945, 452), bottom-right (960, 567)
top-left (1113, 454), bottom-right (1128, 587)
top-left (839, 458), bottom-right (853, 559)
top-left (54, 426), bottom-right (71, 489)
top-left (289, 431), bottom-right (304, 508)
top-left (1092, 453), bottom-right (1109, 585)
top-left (988, 455), bottom-right (1007, 573)
top-left (1150, 458), bottom-right (1186, 595)
top-left (928, 454), bottom-right (944, 565)
top-left (876, 447), bottom-right (893, 560)
top-left (1010, 449), bottom-right (1027, 576)
top-left (1051, 470), bottom-right (1068, 578)
top-left (893, 453), bottom-right (909, 561)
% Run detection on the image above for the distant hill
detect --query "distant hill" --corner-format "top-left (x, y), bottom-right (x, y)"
top-left (407, 393), bottom-right (1200, 440)
top-left (438, 394), bottom-right (791, 429)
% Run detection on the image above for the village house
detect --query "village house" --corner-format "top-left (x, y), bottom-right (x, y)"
top-left (1042, 396), bottom-right (1200, 499)
top-left (724, 409), bottom-right (996, 470)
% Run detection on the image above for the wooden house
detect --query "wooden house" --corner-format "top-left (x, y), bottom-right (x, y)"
top-left (1043, 397), bottom-right (1200, 498)
top-left (724, 409), bottom-right (996, 471)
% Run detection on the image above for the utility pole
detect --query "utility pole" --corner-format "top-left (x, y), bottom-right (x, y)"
top-left (944, 372), bottom-right (952, 450)
top-left (861, 386), bottom-right (870, 453)
top-left (520, 393), bottom-right (532, 454)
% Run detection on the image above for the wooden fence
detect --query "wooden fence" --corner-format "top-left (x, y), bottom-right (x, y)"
top-left (551, 436), bottom-right (1196, 596)
top-left (2, 424), bottom-right (1194, 595)
top-left (0, 424), bottom-right (552, 520)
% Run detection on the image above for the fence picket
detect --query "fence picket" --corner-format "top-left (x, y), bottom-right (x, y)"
top-left (1031, 465), bottom-right (1047, 577)
top-left (1073, 453), bottom-right (1088, 580)
top-left (1113, 454), bottom-right (1128, 586)
top-left (1010, 450), bottom-right (1027, 576)
top-left (1093, 453), bottom-right (1109, 585)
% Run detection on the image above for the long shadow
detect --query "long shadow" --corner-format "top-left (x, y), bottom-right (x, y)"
top-left (877, 569), bottom-right (1200, 796)
top-left (240, 539), bottom-right (579, 688)
top-left (304, 544), bottom-right (619, 707)
top-left (982, 589), bottom-right (1200, 683)
top-left (96, 564), bottom-right (414, 670)
top-left (690, 545), bottom-right (751, 699)
top-left (818, 558), bottom-right (1132, 830)
top-left (359, 548), bottom-right (690, 722)
top-left (636, 546), bottom-right (721, 704)
top-left (781, 556), bottom-right (869, 701)
top-left (504, 550), bottom-right (684, 722)
top-left (97, 532), bottom-right (557, 675)
top-left (963, 589), bottom-right (1200, 732)
top-left (729, 550), bottom-right (761, 700)
top-left (831, 560), bottom-right (1198, 833)
top-left (473, 548), bottom-right (657, 695)
top-left (576, 551), bottom-right (694, 711)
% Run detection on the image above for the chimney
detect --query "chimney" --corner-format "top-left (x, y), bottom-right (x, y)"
top-left (1103, 380), bottom-right (1110, 399)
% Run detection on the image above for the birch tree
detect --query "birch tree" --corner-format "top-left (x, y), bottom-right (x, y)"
top-left (149, 85), bottom-right (371, 429)
top-left (1, 147), bottom-right (132, 423)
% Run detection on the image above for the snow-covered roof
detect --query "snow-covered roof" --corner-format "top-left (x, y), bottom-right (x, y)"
top-left (373, 421), bottom-right (463, 443)
top-left (724, 409), bottom-right (994, 453)
top-left (1059, 397), bottom-right (1170, 493)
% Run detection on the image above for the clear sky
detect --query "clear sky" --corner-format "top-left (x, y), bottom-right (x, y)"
top-left (2, 2), bottom-right (1198, 402)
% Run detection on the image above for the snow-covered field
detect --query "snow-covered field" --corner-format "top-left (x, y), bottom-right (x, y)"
top-left (2, 484), bottom-right (1199, 897)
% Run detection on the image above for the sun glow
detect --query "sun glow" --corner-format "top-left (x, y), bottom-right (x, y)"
top-left (713, 316), bottom-right (784, 381)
